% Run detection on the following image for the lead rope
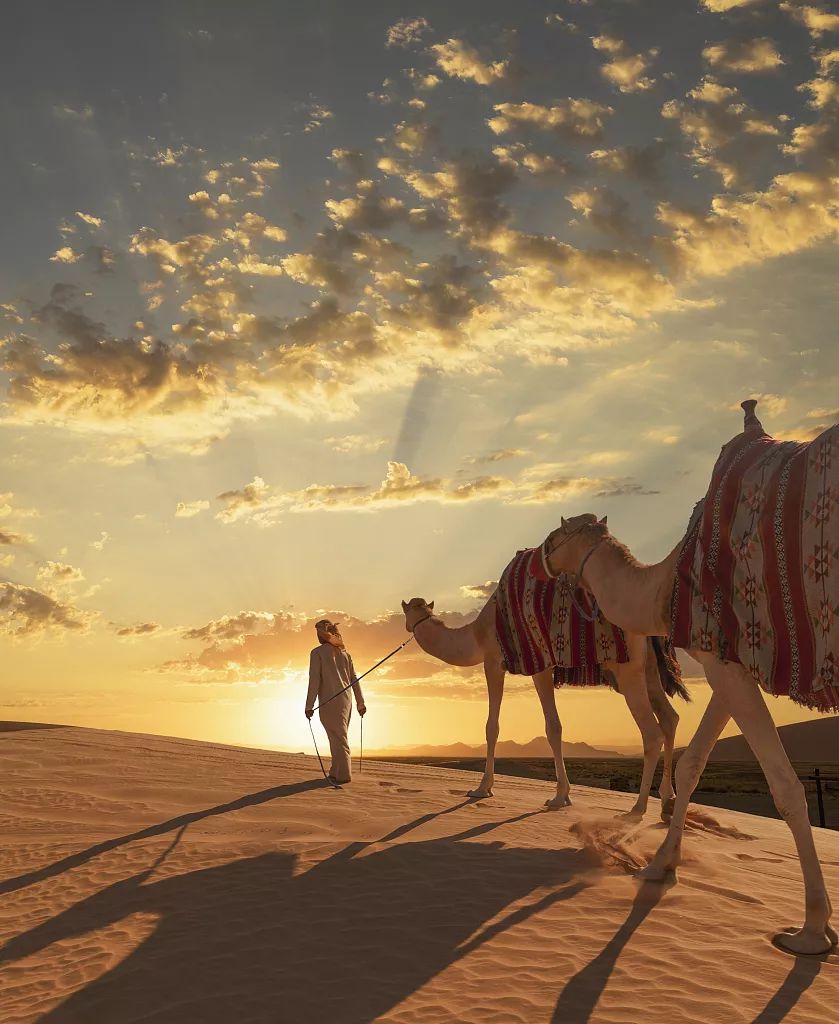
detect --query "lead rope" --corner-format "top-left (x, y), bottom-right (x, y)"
top-left (308, 716), bottom-right (340, 788)
top-left (309, 633), bottom-right (416, 786)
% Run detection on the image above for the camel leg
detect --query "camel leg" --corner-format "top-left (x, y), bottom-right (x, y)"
top-left (612, 654), bottom-right (664, 821)
top-left (702, 660), bottom-right (836, 955)
top-left (644, 649), bottom-right (680, 819)
top-left (468, 658), bottom-right (505, 798)
top-left (532, 670), bottom-right (572, 809)
top-left (638, 691), bottom-right (730, 882)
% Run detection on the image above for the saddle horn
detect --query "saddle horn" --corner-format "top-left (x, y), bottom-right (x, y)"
top-left (741, 399), bottom-right (763, 432)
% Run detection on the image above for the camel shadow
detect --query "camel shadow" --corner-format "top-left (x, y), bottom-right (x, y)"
top-left (1, 832), bottom-right (594, 1023)
top-left (0, 778), bottom-right (331, 896)
top-left (751, 956), bottom-right (822, 1024)
top-left (550, 880), bottom-right (667, 1023)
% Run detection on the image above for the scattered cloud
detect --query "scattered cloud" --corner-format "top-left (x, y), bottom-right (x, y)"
top-left (463, 447), bottom-right (528, 464)
top-left (701, 0), bottom-right (765, 10)
top-left (591, 35), bottom-right (659, 93)
top-left (460, 581), bottom-right (497, 602)
top-left (115, 621), bottom-right (162, 637)
top-left (326, 434), bottom-right (387, 454)
top-left (0, 582), bottom-right (94, 637)
top-left (175, 500), bottom-right (210, 518)
top-left (780, 3), bottom-right (839, 39)
top-left (76, 211), bottom-right (104, 228)
top-left (703, 37), bottom-right (785, 74)
top-left (431, 39), bottom-right (510, 86)
top-left (50, 246), bottom-right (82, 264)
top-left (487, 99), bottom-right (613, 140)
top-left (386, 17), bottom-right (432, 49)
top-left (36, 561), bottom-right (85, 585)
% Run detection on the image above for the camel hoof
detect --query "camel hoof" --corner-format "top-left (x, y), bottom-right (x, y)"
top-left (772, 926), bottom-right (839, 957)
top-left (467, 788), bottom-right (493, 799)
top-left (660, 797), bottom-right (675, 820)
top-left (618, 808), bottom-right (644, 822)
top-left (635, 861), bottom-right (676, 884)
top-left (544, 795), bottom-right (572, 809)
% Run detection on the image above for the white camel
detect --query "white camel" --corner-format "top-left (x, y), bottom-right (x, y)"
top-left (401, 594), bottom-right (684, 816)
top-left (536, 403), bottom-right (838, 955)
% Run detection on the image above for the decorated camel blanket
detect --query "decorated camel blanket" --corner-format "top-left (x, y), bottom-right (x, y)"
top-left (495, 547), bottom-right (630, 685)
top-left (671, 422), bottom-right (839, 712)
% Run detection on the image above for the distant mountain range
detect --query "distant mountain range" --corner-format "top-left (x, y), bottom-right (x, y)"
top-left (371, 736), bottom-right (626, 759)
top-left (708, 716), bottom-right (839, 762)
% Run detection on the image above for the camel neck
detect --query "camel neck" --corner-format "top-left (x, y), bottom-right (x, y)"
top-left (580, 536), bottom-right (679, 636)
top-left (412, 614), bottom-right (484, 668)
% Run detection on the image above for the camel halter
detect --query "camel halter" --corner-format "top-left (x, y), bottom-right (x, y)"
top-left (308, 633), bottom-right (416, 788)
top-left (541, 528), bottom-right (605, 624)
top-left (407, 611), bottom-right (434, 634)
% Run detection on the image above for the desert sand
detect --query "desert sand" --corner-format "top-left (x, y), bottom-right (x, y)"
top-left (1, 722), bottom-right (838, 1024)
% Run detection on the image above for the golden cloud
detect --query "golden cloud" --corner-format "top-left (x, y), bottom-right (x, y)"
top-left (487, 99), bottom-right (613, 139)
top-left (175, 500), bottom-right (210, 518)
top-left (703, 37), bottom-right (785, 74)
top-left (592, 36), bottom-right (659, 93)
top-left (0, 582), bottom-right (95, 637)
top-left (431, 38), bottom-right (509, 85)
top-left (780, 3), bottom-right (839, 39)
top-left (386, 17), bottom-right (432, 49)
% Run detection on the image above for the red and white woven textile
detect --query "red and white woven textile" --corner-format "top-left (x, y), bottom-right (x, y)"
top-left (671, 423), bottom-right (839, 711)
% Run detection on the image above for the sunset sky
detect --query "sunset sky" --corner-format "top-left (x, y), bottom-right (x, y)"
top-left (2, 0), bottom-right (838, 756)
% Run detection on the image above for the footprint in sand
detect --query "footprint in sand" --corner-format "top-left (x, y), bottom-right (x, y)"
top-left (378, 781), bottom-right (397, 789)
top-left (395, 787), bottom-right (422, 794)
top-left (735, 853), bottom-right (783, 864)
top-left (681, 878), bottom-right (764, 905)
top-left (684, 808), bottom-right (755, 841)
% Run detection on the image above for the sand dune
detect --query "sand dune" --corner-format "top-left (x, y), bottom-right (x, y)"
top-left (1, 723), bottom-right (838, 1023)
top-left (709, 716), bottom-right (839, 763)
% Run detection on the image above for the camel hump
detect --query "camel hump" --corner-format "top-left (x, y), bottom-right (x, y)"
top-left (741, 399), bottom-right (763, 432)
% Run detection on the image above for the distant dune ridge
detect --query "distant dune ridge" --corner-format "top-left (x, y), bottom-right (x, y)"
top-left (708, 715), bottom-right (839, 762)
top-left (371, 736), bottom-right (627, 759)
top-left (1, 721), bottom-right (838, 1023)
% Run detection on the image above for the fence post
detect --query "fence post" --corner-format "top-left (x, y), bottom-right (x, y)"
top-left (815, 767), bottom-right (826, 829)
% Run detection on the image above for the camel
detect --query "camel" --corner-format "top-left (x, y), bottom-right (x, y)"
top-left (535, 400), bottom-right (838, 955)
top-left (401, 594), bottom-right (685, 817)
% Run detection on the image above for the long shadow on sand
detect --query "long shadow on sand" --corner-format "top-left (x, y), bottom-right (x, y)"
top-left (0, 818), bottom-right (593, 1023)
top-left (0, 778), bottom-right (330, 896)
top-left (751, 956), bottom-right (822, 1024)
top-left (551, 880), bottom-right (667, 1023)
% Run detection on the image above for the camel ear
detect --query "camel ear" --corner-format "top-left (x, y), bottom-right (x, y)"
top-left (428, 600), bottom-right (435, 611)
top-left (561, 516), bottom-right (568, 529)
top-left (599, 516), bottom-right (607, 526)
top-left (401, 600), bottom-right (408, 612)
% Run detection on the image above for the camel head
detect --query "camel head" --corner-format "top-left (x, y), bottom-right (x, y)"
top-left (541, 513), bottom-right (609, 577)
top-left (401, 597), bottom-right (435, 633)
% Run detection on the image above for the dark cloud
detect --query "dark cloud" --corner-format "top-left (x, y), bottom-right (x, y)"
top-left (0, 582), bottom-right (93, 637)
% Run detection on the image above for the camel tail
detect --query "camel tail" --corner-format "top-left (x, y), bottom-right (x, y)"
top-left (651, 636), bottom-right (691, 702)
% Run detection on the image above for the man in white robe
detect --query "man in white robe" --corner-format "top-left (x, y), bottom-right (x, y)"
top-left (305, 619), bottom-right (366, 784)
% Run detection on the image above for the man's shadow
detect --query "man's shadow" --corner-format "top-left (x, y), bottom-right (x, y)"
top-left (1, 817), bottom-right (594, 1023)
top-left (0, 778), bottom-right (330, 896)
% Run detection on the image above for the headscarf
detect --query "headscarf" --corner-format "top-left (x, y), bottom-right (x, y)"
top-left (315, 619), bottom-right (345, 650)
